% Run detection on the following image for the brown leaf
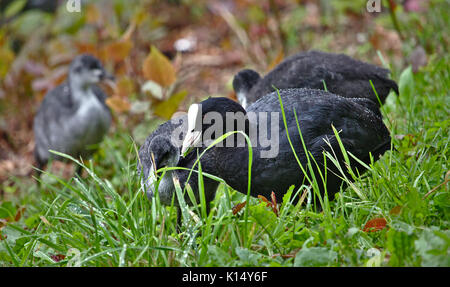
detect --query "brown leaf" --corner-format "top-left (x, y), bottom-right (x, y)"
top-left (270, 191), bottom-right (279, 217)
top-left (86, 4), bottom-right (101, 24)
top-left (50, 254), bottom-right (66, 262)
top-left (363, 218), bottom-right (387, 232)
top-left (258, 195), bottom-right (270, 205)
top-left (232, 201), bottom-right (247, 215)
top-left (14, 206), bottom-right (26, 222)
top-left (106, 96), bottom-right (131, 113)
top-left (114, 76), bottom-right (135, 98)
top-left (389, 205), bottom-right (402, 215)
top-left (142, 46), bottom-right (176, 87)
top-left (103, 40), bottom-right (133, 63)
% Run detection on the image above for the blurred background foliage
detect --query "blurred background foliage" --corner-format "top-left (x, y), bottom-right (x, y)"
top-left (0, 0), bottom-right (448, 184)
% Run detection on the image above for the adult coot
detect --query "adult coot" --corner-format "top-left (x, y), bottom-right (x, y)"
top-left (181, 89), bottom-right (392, 204)
top-left (233, 50), bottom-right (399, 109)
top-left (34, 54), bottom-right (114, 175)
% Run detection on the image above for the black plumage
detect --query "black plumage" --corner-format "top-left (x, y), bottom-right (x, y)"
top-left (233, 50), bottom-right (399, 109)
top-left (33, 54), bottom-right (113, 175)
top-left (181, 89), bottom-right (392, 204)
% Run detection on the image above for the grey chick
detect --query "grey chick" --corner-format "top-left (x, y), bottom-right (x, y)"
top-left (33, 54), bottom-right (114, 176)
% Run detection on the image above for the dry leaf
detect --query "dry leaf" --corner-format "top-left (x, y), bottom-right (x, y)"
top-left (142, 46), bottom-right (176, 87)
top-left (86, 4), bottom-right (101, 24)
top-left (14, 206), bottom-right (26, 222)
top-left (103, 40), bottom-right (133, 63)
top-left (106, 96), bottom-right (131, 113)
top-left (232, 201), bottom-right (247, 215)
top-left (363, 218), bottom-right (387, 232)
top-left (114, 76), bottom-right (135, 98)
top-left (50, 254), bottom-right (66, 262)
top-left (270, 191), bottom-right (279, 217)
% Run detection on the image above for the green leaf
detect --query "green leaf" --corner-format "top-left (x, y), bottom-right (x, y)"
top-left (387, 228), bottom-right (416, 266)
top-left (250, 202), bottom-right (277, 233)
top-left (4, 0), bottom-right (27, 18)
top-left (153, 90), bottom-right (188, 119)
top-left (294, 247), bottom-right (337, 267)
top-left (415, 228), bottom-right (450, 267)
top-left (235, 247), bottom-right (263, 266)
top-left (0, 202), bottom-right (16, 220)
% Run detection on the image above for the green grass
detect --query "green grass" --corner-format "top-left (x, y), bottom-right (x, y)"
top-left (1, 51), bottom-right (448, 266)
top-left (1, 0), bottom-right (449, 266)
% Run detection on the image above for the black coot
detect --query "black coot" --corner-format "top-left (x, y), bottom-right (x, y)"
top-left (233, 50), bottom-right (399, 109)
top-left (181, 88), bottom-right (392, 204)
top-left (33, 54), bottom-right (114, 175)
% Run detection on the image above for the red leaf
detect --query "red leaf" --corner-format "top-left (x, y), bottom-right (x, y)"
top-left (232, 201), bottom-right (247, 215)
top-left (270, 191), bottom-right (279, 217)
top-left (258, 195), bottom-right (270, 205)
top-left (363, 218), bottom-right (387, 232)
top-left (50, 254), bottom-right (66, 262)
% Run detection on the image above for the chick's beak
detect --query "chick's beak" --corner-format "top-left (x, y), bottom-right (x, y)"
top-left (100, 69), bottom-right (115, 81)
top-left (100, 70), bottom-right (117, 92)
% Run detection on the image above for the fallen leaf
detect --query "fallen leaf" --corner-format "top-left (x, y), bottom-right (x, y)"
top-left (363, 218), bottom-right (387, 232)
top-left (232, 201), bottom-right (247, 215)
top-left (14, 206), bottom-right (26, 222)
top-left (114, 76), bottom-right (135, 98)
top-left (106, 96), bottom-right (131, 113)
top-left (103, 40), bottom-right (133, 63)
top-left (142, 46), bottom-right (176, 87)
top-left (50, 254), bottom-right (66, 262)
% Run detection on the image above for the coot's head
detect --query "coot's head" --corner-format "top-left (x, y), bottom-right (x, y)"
top-left (181, 97), bottom-right (247, 157)
top-left (232, 69), bottom-right (261, 108)
top-left (69, 54), bottom-right (115, 88)
top-left (140, 135), bottom-right (180, 205)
